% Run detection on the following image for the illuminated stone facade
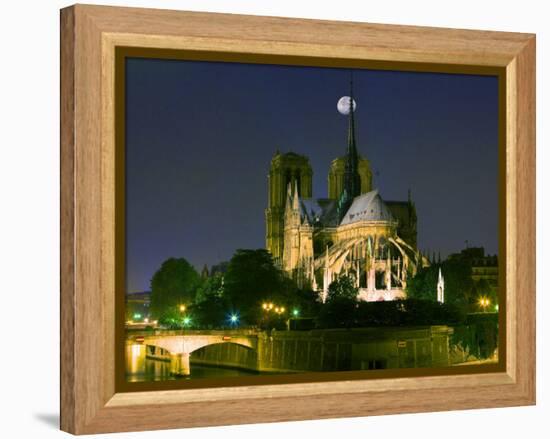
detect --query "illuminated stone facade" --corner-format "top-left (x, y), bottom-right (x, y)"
top-left (265, 152), bottom-right (312, 262)
top-left (266, 80), bottom-right (425, 302)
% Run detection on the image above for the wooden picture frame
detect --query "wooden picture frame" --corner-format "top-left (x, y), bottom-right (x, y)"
top-left (60, 4), bottom-right (536, 434)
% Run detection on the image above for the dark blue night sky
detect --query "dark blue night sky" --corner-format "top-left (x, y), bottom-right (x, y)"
top-left (125, 58), bottom-right (499, 293)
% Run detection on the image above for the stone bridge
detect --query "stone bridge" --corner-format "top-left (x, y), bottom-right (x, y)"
top-left (128, 326), bottom-right (463, 376)
top-left (128, 330), bottom-right (258, 375)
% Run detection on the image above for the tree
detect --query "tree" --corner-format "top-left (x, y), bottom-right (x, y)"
top-left (327, 275), bottom-right (359, 301)
top-left (149, 257), bottom-right (200, 323)
top-left (287, 286), bottom-right (322, 319)
top-left (318, 297), bottom-right (357, 328)
top-left (472, 278), bottom-right (497, 311)
top-left (452, 313), bottom-right (498, 360)
top-left (406, 259), bottom-right (473, 311)
top-left (405, 266), bottom-right (439, 301)
top-left (195, 273), bottom-right (224, 304)
top-left (318, 276), bottom-right (358, 328)
top-left (223, 249), bottom-right (288, 324)
top-left (192, 273), bottom-right (228, 329)
top-left (191, 295), bottom-right (228, 329)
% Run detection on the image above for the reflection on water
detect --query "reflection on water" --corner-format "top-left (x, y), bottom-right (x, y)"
top-left (126, 344), bottom-right (262, 382)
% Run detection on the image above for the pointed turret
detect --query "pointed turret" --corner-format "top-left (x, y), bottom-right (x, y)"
top-left (292, 180), bottom-right (300, 211)
top-left (437, 268), bottom-right (445, 303)
top-left (285, 182), bottom-right (293, 206)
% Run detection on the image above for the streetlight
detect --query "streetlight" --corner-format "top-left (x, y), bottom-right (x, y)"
top-left (178, 304), bottom-right (189, 331)
top-left (478, 297), bottom-right (490, 312)
top-left (292, 309), bottom-right (300, 317)
top-left (229, 314), bottom-right (239, 326)
top-left (262, 303), bottom-right (287, 315)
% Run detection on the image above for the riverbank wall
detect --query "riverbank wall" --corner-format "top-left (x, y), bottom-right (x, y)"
top-left (190, 326), bottom-right (461, 373)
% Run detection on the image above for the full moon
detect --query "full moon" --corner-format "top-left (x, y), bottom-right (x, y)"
top-left (337, 96), bottom-right (357, 115)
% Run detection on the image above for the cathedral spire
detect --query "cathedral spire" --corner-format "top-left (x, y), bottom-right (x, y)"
top-left (345, 73), bottom-right (360, 199)
top-left (338, 72), bottom-right (362, 222)
top-left (346, 73), bottom-right (358, 166)
top-left (437, 268), bottom-right (445, 303)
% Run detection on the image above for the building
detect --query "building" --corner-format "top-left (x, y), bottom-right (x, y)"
top-left (471, 263), bottom-right (498, 292)
top-left (265, 79), bottom-right (425, 302)
top-left (125, 291), bottom-right (151, 321)
top-left (449, 247), bottom-right (499, 296)
top-left (265, 151), bottom-right (312, 261)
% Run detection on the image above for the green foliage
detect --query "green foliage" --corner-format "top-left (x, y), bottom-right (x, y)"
top-left (394, 299), bottom-right (465, 326)
top-left (354, 300), bottom-right (403, 326)
top-left (406, 267), bottom-right (438, 301)
top-left (452, 313), bottom-right (498, 360)
top-left (190, 295), bottom-right (229, 329)
top-left (318, 296), bottom-right (357, 328)
top-left (223, 249), bottom-right (288, 324)
top-left (191, 273), bottom-right (231, 328)
top-left (470, 278), bottom-right (498, 311)
top-left (318, 299), bottom-right (465, 329)
top-left (149, 257), bottom-right (200, 322)
top-left (406, 259), bottom-right (473, 310)
top-left (318, 276), bottom-right (359, 328)
top-left (327, 275), bottom-right (359, 301)
top-left (474, 278), bottom-right (492, 296)
top-left (195, 273), bottom-right (224, 304)
top-left (287, 287), bottom-right (322, 319)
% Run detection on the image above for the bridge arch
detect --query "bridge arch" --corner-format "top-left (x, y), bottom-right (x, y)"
top-left (133, 332), bottom-right (258, 376)
top-left (141, 334), bottom-right (256, 355)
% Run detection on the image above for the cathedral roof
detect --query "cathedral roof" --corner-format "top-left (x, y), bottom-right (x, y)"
top-left (339, 190), bottom-right (395, 225)
top-left (299, 198), bottom-right (339, 227)
top-left (294, 190), bottom-right (394, 228)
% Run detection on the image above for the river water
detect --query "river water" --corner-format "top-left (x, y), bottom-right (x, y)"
top-left (126, 344), bottom-right (261, 382)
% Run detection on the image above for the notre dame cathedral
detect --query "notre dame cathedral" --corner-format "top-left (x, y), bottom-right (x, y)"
top-left (265, 80), bottom-right (426, 302)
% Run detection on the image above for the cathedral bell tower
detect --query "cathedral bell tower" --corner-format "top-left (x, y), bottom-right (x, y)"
top-left (265, 151), bottom-right (312, 263)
